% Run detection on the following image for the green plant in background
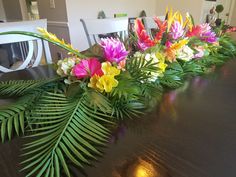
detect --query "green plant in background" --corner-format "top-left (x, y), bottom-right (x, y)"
top-left (215, 4), bottom-right (224, 19)
top-left (215, 4), bottom-right (224, 26)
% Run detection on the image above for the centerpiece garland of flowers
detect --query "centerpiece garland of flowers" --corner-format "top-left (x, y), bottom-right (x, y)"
top-left (0, 9), bottom-right (236, 177)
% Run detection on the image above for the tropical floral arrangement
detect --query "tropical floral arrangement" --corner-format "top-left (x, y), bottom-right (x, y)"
top-left (0, 8), bottom-right (236, 177)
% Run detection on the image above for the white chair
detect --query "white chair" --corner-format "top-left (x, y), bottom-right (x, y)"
top-left (80, 17), bottom-right (129, 47)
top-left (0, 19), bottom-right (52, 73)
top-left (142, 16), bottom-right (166, 39)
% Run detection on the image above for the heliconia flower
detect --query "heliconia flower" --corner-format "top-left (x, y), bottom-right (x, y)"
top-left (100, 38), bottom-right (129, 64)
top-left (153, 17), bottom-right (167, 42)
top-left (73, 58), bottom-right (103, 79)
top-left (170, 21), bottom-right (184, 40)
top-left (165, 39), bottom-right (189, 62)
top-left (135, 18), bottom-right (156, 51)
top-left (176, 45), bottom-right (194, 61)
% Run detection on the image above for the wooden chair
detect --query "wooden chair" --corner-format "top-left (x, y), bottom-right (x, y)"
top-left (142, 16), bottom-right (166, 39)
top-left (0, 19), bottom-right (52, 73)
top-left (80, 17), bottom-right (129, 47)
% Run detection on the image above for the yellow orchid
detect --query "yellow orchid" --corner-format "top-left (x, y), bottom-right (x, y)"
top-left (96, 75), bottom-right (118, 93)
top-left (88, 62), bottom-right (121, 93)
top-left (88, 74), bottom-right (103, 92)
top-left (102, 62), bottom-right (120, 76)
top-left (89, 75), bottom-right (118, 93)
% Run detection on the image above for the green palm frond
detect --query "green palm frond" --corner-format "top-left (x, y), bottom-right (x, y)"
top-left (0, 78), bottom-right (60, 97)
top-left (0, 91), bottom-right (42, 142)
top-left (159, 62), bottom-right (184, 89)
top-left (140, 83), bottom-right (163, 109)
top-left (181, 60), bottom-right (204, 76)
top-left (111, 97), bottom-right (145, 120)
top-left (126, 56), bottom-right (158, 81)
top-left (111, 72), bottom-right (141, 99)
top-left (22, 89), bottom-right (112, 177)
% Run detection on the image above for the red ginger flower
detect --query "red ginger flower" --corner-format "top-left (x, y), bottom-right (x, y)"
top-left (154, 17), bottom-right (167, 42)
top-left (134, 18), bottom-right (156, 51)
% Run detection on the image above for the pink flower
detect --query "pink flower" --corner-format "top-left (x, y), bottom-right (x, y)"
top-left (100, 38), bottom-right (129, 64)
top-left (170, 21), bottom-right (184, 40)
top-left (187, 23), bottom-right (217, 43)
top-left (194, 46), bottom-right (205, 58)
top-left (165, 41), bottom-right (172, 48)
top-left (73, 58), bottom-right (103, 79)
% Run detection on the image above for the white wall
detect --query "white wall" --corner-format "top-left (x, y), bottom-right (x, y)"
top-left (37, 0), bottom-right (71, 61)
top-left (155, 0), bottom-right (203, 24)
top-left (2, 0), bottom-right (23, 21)
top-left (66, 0), bottom-right (157, 51)
top-left (0, 0), bottom-right (6, 21)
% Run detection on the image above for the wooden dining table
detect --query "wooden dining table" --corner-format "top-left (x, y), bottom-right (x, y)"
top-left (0, 60), bottom-right (236, 177)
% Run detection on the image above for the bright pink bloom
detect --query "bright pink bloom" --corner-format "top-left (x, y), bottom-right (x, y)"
top-left (165, 41), bottom-right (172, 48)
top-left (73, 58), bottom-right (103, 79)
top-left (187, 23), bottom-right (217, 43)
top-left (100, 38), bottom-right (129, 64)
top-left (170, 21), bottom-right (184, 40)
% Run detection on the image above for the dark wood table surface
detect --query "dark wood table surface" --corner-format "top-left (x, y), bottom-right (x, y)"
top-left (0, 61), bottom-right (236, 177)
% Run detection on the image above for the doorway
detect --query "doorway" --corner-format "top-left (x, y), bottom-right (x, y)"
top-left (200, 0), bottom-right (234, 24)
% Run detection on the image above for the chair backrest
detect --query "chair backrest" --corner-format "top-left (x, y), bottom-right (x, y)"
top-left (143, 16), bottom-right (166, 39)
top-left (0, 19), bottom-right (52, 73)
top-left (80, 17), bottom-right (129, 47)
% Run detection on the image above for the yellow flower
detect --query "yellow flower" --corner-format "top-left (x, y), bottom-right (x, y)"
top-left (184, 13), bottom-right (193, 31)
top-left (171, 38), bottom-right (189, 51)
top-left (96, 75), bottom-right (118, 93)
top-left (102, 62), bottom-right (120, 76)
top-left (157, 62), bottom-right (168, 73)
top-left (88, 63), bottom-right (120, 93)
top-left (88, 74), bottom-right (103, 91)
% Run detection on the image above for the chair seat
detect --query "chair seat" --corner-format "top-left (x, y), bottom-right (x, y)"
top-left (0, 19), bottom-right (52, 73)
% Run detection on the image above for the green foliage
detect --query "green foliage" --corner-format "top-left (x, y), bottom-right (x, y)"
top-left (21, 89), bottom-right (112, 177)
top-left (126, 55), bottom-right (158, 81)
top-left (159, 62), bottom-right (184, 89)
top-left (0, 78), bottom-right (60, 97)
top-left (0, 92), bottom-right (42, 142)
top-left (215, 4), bottom-right (224, 14)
